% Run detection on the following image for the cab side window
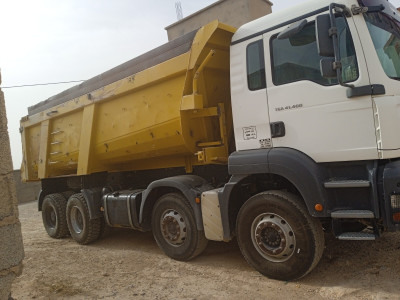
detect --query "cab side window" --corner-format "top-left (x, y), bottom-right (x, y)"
top-left (247, 40), bottom-right (266, 90)
top-left (271, 17), bottom-right (358, 86)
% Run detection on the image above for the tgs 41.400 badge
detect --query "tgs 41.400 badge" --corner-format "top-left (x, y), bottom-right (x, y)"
top-left (275, 103), bottom-right (303, 112)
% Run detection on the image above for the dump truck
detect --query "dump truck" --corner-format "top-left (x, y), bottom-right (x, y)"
top-left (20, 0), bottom-right (400, 280)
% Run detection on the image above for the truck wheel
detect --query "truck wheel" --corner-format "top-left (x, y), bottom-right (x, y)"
top-left (42, 193), bottom-right (69, 239)
top-left (66, 193), bottom-right (101, 245)
top-left (152, 193), bottom-right (208, 261)
top-left (236, 190), bottom-right (324, 281)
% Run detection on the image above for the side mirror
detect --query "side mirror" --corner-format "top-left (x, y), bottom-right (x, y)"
top-left (277, 19), bottom-right (307, 40)
top-left (315, 14), bottom-right (334, 57)
top-left (320, 57), bottom-right (337, 78)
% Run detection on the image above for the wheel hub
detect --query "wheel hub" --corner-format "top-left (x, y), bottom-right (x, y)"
top-left (160, 210), bottom-right (186, 246)
top-left (251, 213), bottom-right (296, 262)
top-left (45, 206), bottom-right (57, 229)
top-left (70, 206), bottom-right (84, 234)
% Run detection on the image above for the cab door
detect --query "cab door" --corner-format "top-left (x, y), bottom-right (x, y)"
top-left (230, 37), bottom-right (272, 151)
top-left (264, 13), bottom-right (378, 163)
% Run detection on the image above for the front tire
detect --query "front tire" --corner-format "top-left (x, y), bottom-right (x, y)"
top-left (236, 191), bottom-right (324, 281)
top-left (66, 193), bottom-right (101, 245)
top-left (42, 193), bottom-right (69, 238)
top-left (152, 193), bottom-right (208, 261)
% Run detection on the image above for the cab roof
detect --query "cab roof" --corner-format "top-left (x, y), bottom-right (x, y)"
top-left (231, 0), bottom-right (357, 45)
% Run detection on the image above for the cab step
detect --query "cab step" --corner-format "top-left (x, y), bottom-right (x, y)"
top-left (337, 232), bottom-right (376, 241)
top-left (324, 180), bottom-right (370, 188)
top-left (331, 210), bottom-right (374, 218)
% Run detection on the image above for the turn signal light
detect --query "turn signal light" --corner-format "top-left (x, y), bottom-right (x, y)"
top-left (314, 203), bottom-right (323, 212)
top-left (195, 197), bottom-right (201, 204)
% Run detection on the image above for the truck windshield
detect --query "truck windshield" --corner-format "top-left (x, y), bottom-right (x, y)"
top-left (364, 12), bottom-right (400, 79)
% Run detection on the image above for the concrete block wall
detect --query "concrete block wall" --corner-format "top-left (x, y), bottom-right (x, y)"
top-left (13, 170), bottom-right (41, 204)
top-left (0, 72), bottom-right (24, 299)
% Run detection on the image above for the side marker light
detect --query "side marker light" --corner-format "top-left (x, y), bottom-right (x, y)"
top-left (315, 204), bottom-right (323, 212)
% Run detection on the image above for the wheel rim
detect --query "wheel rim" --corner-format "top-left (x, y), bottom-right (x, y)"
top-left (70, 206), bottom-right (84, 234)
top-left (45, 206), bottom-right (57, 229)
top-left (251, 213), bottom-right (296, 262)
top-left (160, 209), bottom-right (187, 246)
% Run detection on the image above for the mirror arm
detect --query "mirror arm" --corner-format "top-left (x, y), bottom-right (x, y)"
top-left (334, 6), bottom-right (352, 17)
top-left (329, 3), bottom-right (354, 88)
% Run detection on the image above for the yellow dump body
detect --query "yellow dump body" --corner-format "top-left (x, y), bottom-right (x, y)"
top-left (20, 21), bottom-right (236, 181)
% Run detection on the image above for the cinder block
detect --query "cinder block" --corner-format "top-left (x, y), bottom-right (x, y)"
top-left (0, 173), bottom-right (18, 220)
top-left (0, 272), bottom-right (15, 300)
top-left (0, 223), bottom-right (24, 271)
top-left (0, 90), bottom-right (13, 175)
top-left (0, 90), bottom-right (7, 128)
top-left (0, 75), bottom-right (24, 297)
top-left (0, 137), bottom-right (13, 176)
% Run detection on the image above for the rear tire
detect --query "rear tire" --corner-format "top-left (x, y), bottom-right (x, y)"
top-left (236, 190), bottom-right (324, 281)
top-left (42, 193), bottom-right (69, 238)
top-left (152, 193), bottom-right (208, 261)
top-left (66, 193), bottom-right (101, 244)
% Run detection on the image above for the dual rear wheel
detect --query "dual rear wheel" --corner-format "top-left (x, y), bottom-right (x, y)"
top-left (42, 193), bottom-right (103, 244)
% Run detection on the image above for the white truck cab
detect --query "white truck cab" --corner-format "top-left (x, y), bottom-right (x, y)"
top-left (222, 0), bottom-right (400, 279)
top-left (231, 0), bottom-right (400, 162)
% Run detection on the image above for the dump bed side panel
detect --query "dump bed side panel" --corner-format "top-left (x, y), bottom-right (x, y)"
top-left (20, 21), bottom-right (236, 181)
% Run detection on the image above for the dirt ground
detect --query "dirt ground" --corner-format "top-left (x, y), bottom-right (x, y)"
top-left (11, 201), bottom-right (400, 300)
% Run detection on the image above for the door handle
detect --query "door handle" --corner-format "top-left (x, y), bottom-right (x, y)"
top-left (270, 122), bottom-right (285, 138)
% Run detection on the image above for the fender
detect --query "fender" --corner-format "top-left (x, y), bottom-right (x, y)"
top-left (227, 148), bottom-right (329, 216)
top-left (81, 188), bottom-right (103, 219)
top-left (139, 175), bottom-right (208, 231)
top-left (38, 177), bottom-right (70, 211)
top-left (267, 148), bottom-right (330, 216)
top-left (220, 148), bottom-right (330, 240)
